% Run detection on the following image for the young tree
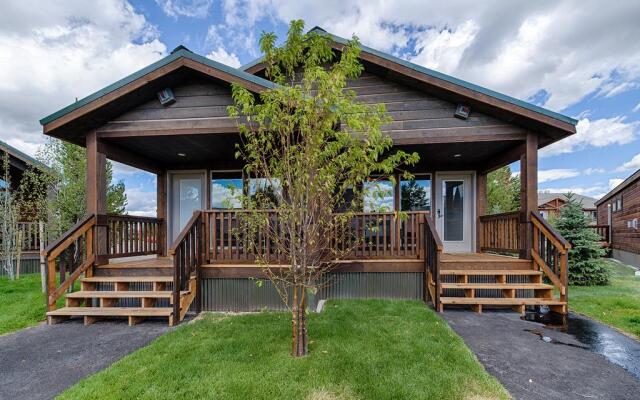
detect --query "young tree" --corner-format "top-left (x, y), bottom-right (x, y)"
top-left (0, 151), bottom-right (19, 279)
top-left (229, 21), bottom-right (419, 357)
top-left (555, 192), bottom-right (609, 286)
top-left (487, 165), bottom-right (520, 214)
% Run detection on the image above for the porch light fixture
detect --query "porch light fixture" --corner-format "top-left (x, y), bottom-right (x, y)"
top-left (157, 88), bottom-right (176, 106)
top-left (454, 104), bottom-right (471, 120)
top-left (453, 153), bottom-right (462, 158)
top-left (177, 152), bottom-right (186, 157)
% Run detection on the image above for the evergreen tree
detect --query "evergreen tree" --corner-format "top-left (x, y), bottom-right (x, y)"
top-left (487, 165), bottom-right (520, 214)
top-left (555, 192), bottom-right (609, 286)
top-left (401, 180), bottom-right (429, 211)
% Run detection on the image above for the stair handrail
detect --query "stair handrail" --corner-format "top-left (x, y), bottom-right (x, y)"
top-left (41, 214), bottom-right (96, 311)
top-left (530, 211), bottom-right (571, 305)
top-left (423, 216), bottom-right (443, 311)
top-left (168, 210), bottom-right (203, 325)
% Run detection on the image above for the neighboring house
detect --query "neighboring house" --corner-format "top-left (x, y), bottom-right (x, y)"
top-left (538, 192), bottom-right (597, 222)
top-left (0, 139), bottom-right (49, 274)
top-left (40, 27), bottom-right (576, 326)
top-left (596, 169), bottom-right (640, 268)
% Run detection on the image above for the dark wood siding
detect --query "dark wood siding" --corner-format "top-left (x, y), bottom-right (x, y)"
top-left (347, 72), bottom-right (528, 144)
top-left (97, 79), bottom-right (238, 134)
top-left (597, 177), bottom-right (640, 255)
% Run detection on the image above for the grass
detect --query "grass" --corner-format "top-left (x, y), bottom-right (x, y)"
top-left (570, 259), bottom-right (640, 339)
top-left (59, 299), bottom-right (508, 400)
top-left (0, 273), bottom-right (47, 335)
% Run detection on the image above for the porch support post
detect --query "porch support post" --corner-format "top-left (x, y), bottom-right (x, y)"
top-left (157, 170), bottom-right (167, 256)
top-left (519, 133), bottom-right (538, 259)
top-left (476, 171), bottom-right (487, 253)
top-left (86, 130), bottom-right (108, 265)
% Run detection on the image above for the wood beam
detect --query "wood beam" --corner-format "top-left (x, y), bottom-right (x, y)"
top-left (480, 142), bottom-right (525, 174)
top-left (86, 130), bottom-right (109, 265)
top-left (519, 133), bottom-right (538, 259)
top-left (476, 171), bottom-right (487, 253)
top-left (157, 170), bottom-right (167, 256)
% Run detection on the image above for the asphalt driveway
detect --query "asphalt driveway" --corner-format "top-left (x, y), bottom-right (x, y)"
top-left (444, 310), bottom-right (640, 400)
top-left (0, 320), bottom-right (169, 400)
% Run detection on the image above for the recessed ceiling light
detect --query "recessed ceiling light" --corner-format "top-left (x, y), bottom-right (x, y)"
top-left (177, 152), bottom-right (186, 157)
top-left (453, 153), bottom-right (462, 158)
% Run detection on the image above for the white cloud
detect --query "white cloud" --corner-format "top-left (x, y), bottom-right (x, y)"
top-left (609, 178), bottom-right (624, 189)
top-left (155, 0), bottom-right (214, 18)
top-left (539, 185), bottom-right (605, 197)
top-left (538, 169), bottom-right (579, 183)
top-left (617, 153), bottom-right (640, 171)
top-left (0, 0), bottom-right (166, 155)
top-left (125, 185), bottom-right (157, 217)
top-left (541, 116), bottom-right (639, 157)
top-left (218, 0), bottom-right (640, 112)
top-left (583, 167), bottom-right (605, 175)
top-left (634, 102), bottom-right (640, 113)
top-left (206, 48), bottom-right (241, 68)
top-left (204, 24), bottom-right (242, 67)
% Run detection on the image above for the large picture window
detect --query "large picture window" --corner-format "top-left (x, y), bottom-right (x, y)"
top-left (400, 175), bottom-right (431, 211)
top-left (363, 180), bottom-right (394, 212)
top-left (248, 178), bottom-right (282, 208)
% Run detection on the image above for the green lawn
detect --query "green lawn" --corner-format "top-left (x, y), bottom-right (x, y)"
top-left (570, 259), bottom-right (640, 339)
top-left (59, 299), bottom-right (508, 400)
top-left (0, 274), bottom-right (47, 335)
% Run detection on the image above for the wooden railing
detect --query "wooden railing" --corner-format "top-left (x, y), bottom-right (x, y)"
top-left (107, 214), bottom-right (162, 258)
top-left (479, 211), bottom-right (520, 255)
top-left (17, 221), bottom-right (44, 252)
top-left (531, 211), bottom-right (570, 307)
top-left (424, 216), bottom-right (443, 311)
top-left (588, 224), bottom-right (610, 244)
top-left (42, 214), bottom-right (96, 312)
top-left (169, 210), bottom-right (203, 325)
top-left (204, 210), bottom-right (429, 263)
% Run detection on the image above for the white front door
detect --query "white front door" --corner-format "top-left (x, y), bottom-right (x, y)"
top-left (435, 173), bottom-right (473, 253)
top-left (169, 172), bottom-right (206, 243)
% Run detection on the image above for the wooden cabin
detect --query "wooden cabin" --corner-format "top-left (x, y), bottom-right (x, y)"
top-left (596, 169), bottom-right (640, 268)
top-left (40, 28), bottom-right (576, 326)
top-left (538, 192), bottom-right (597, 222)
top-left (0, 139), bottom-right (49, 274)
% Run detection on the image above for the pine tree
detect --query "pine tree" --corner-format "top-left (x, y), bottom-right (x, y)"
top-left (555, 192), bottom-right (610, 286)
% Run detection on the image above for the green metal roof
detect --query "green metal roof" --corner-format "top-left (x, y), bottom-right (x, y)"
top-left (241, 26), bottom-right (578, 127)
top-left (40, 46), bottom-right (277, 127)
top-left (0, 139), bottom-right (50, 172)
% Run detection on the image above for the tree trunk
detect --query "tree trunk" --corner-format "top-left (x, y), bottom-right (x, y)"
top-left (291, 284), bottom-right (308, 357)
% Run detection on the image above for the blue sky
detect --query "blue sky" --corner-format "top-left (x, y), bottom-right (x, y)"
top-left (0, 1), bottom-right (638, 215)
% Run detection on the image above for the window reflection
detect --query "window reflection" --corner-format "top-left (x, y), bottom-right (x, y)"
top-left (400, 176), bottom-right (430, 211)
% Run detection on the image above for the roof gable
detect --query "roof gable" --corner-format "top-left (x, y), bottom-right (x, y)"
top-left (0, 139), bottom-right (49, 173)
top-left (243, 26), bottom-right (577, 141)
top-left (40, 46), bottom-right (276, 139)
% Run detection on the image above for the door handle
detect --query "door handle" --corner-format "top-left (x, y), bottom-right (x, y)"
top-left (437, 209), bottom-right (442, 218)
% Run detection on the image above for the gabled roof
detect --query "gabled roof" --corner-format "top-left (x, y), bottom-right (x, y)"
top-left (595, 169), bottom-right (640, 206)
top-left (0, 139), bottom-right (50, 173)
top-left (538, 192), bottom-right (597, 209)
top-left (40, 46), bottom-right (276, 137)
top-left (242, 26), bottom-right (577, 139)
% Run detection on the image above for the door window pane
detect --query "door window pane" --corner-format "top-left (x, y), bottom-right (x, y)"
top-left (211, 178), bottom-right (242, 208)
top-left (179, 178), bottom-right (201, 230)
top-left (363, 180), bottom-right (394, 212)
top-left (443, 180), bottom-right (464, 241)
top-left (400, 177), bottom-right (431, 211)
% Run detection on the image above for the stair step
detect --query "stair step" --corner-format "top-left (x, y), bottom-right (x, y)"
top-left (81, 276), bottom-right (173, 283)
top-left (440, 297), bottom-right (564, 305)
top-left (47, 307), bottom-right (173, 317)
top-left (66, 291), bottom-right (188, 299)
top-left (440, 270), bottom-right (542, 276)
top-left (441, 283), bottom-right (553, 290)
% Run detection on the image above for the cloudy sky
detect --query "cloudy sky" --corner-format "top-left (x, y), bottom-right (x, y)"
top-left (1, 0), bottom-right (639, 215)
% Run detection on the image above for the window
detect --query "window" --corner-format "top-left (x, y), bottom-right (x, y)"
top-left (363, 180), bottom-right (394, 212)
top-left (400, 175), bottom-right (431, 211)
top-left (612, 196), bottom-right (623, 213)
top-left (210, 171), bottom-right (242, 208)
top-left (248, 178), bottom-right (282, 208)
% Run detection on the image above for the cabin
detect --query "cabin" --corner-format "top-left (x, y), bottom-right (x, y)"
top-left (596, 169), bottom-right (640, 268)
top-left (0, 139), bottom-right (49, 275)
top-left (538, 192), bottom-right (597, 222)
top-left (40, 28), bottom-right (576, 326)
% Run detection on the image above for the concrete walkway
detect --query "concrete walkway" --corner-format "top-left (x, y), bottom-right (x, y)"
top-left (444, 310), bottom-right (640, 400)
top-left (0, 320), bottom-right (169, 400)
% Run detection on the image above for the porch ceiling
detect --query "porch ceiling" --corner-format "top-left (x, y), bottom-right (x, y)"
top-left (102, 133), bottom-right (521, 172)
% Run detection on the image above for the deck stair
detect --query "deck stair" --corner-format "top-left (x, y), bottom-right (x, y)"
top-left (434, 257), bottom-right (567, 314)
top-left (46, 258), bottom-right (196, 326)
